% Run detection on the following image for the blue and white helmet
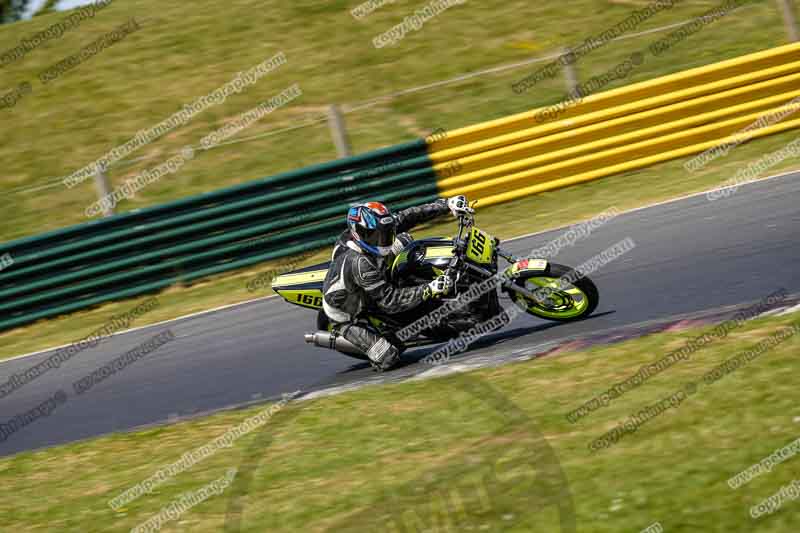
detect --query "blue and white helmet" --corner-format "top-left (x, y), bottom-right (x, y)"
top-left (347, 202), bottom-right (397, 256)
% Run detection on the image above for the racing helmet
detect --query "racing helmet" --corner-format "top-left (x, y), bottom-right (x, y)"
top-left (347, 201), bottom-right (397, 256)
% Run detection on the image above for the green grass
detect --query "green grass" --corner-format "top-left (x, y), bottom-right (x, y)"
top-left (0, 0), bottom-right (792, 242)
top-left (1, 311), bottom-right (797, 532)
top-left (0, 0), bottom-right (798, 356)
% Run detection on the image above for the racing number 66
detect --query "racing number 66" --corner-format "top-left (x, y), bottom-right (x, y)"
top-left (470, 231), bottom-right (487, 256)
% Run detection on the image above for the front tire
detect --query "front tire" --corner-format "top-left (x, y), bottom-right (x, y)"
top-left (509, 263), bottom-right (599, 322)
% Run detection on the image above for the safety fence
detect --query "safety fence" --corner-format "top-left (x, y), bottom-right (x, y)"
top-left (1, 43), bottom-right (799, 332)
top-left (0, 141), bottom-right (439, 331)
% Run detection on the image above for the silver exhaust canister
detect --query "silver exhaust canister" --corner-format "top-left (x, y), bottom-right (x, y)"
top-left (304, 331), bottom-right (365, 357)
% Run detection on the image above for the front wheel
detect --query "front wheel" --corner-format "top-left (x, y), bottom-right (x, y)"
top-left (508, 263), bottom-right (599, 322)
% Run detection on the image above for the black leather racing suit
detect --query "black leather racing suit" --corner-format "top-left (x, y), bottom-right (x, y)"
top-left (322, 199), bottom-right (450, 364)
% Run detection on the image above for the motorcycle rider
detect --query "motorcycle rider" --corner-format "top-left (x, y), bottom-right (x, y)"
top-left (322, 195), bottom-right (474, 371)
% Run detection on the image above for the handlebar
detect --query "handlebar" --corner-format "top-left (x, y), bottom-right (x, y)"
top-left (444, 213), bottom-right (474, 282)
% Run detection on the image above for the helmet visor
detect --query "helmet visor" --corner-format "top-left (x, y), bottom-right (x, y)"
top-left (363, 216), bottom-right (396, 248)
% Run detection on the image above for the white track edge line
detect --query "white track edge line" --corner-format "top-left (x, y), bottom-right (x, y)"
top-left (0, 295), bottom-right (280, 365)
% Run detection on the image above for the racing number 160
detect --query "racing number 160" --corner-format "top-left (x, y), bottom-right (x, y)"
top-left (296, 294), bottom-right (323, 306)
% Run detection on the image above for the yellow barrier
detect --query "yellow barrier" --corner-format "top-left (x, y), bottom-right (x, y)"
top-left (431, 43), bottom-right (800, 206)
top-left (430, 62), bottom-right (800, 163)
top-left (441, 112), bottom-right (800, 199)
top-left (438, 93), bottom-right (800, 190)
top-left (434, 85), bottom-right (800, 180)
top-left (474, 117), bottom-right (800, 207)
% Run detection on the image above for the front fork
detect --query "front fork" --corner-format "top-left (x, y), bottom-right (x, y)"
top-left (458, 249), bottom-right (550, 305)
top-left (445, 243), bottom-right (558, 308)
top-left (496, 247), bottom-right (563, 306)
top-left (497, 248), bottom-right (520, 264)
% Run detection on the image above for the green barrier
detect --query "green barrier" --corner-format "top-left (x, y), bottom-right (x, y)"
top-left (0, 164), bottom-right (437, 278)
top-left (0, 217), bottom-right (347, 315)
top-left (0, 238), bottom-right (340, 332)
top-left (0, 193), bottom-right (437, 329)
top-left (0, 181), bottom-right (436, 296)
top-left (0, 185), bottom-right (435, 300)
top-left (0, 140), bottom-right (429, 257)
top-left (0, 134), bottom-right (439, 332)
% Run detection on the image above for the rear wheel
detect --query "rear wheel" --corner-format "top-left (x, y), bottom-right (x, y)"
top-left (510, 263), bottom-right (599, 322)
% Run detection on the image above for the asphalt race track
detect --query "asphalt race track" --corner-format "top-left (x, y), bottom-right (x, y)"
top-left (1, 173), bottom-right (798, 457)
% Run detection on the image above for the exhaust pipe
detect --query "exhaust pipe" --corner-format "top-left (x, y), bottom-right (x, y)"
top-left (304, 331), bottom-right (365, 357)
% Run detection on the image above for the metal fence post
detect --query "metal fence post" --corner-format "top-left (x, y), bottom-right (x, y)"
top-left (560, 47), bottom-right (581, 97)
top-left (777, 0), bottom-right (799, 42)
top-left (327, 104), bottom-right (352, 158)
top-left (94, 165), bottom-right (114, 217)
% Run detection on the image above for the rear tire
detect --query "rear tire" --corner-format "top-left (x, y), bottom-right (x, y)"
top-left (510, 262), bottom-right (599, 322)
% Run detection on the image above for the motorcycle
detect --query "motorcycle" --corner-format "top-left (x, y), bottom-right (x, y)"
top-left (272, 210), bottom-right (599, 361)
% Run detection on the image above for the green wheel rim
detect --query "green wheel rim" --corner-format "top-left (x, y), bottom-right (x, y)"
top-left (515, 276), bottom-right (590, 319)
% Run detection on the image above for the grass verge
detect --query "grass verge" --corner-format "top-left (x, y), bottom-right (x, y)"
top-left (0, 311), bottom-right (798, 531)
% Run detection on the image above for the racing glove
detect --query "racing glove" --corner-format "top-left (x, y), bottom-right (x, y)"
top-left (447, 195), bottom-right (474, 217)
top-left (390, 232), bottom-right (414, 256)
top-left (423, 275), bottom-right (453, 300)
